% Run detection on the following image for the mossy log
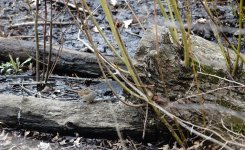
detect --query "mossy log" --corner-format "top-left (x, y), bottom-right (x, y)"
top-left (134, 25), bottom-right (245, 125)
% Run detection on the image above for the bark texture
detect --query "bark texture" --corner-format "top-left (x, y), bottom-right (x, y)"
top-left (0, 94), bottom-right (158, 139)
top-left (135, 25), bottom-right (245, 123)
top-left (0, 37), bottom-right (116, 77)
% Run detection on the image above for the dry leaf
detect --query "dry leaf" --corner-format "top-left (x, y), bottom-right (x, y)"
top-left (74, 137), bottom-right (82, 146)
top-left (92, 26), bottom-right (104, 33)
top-left (24, 130), bottom-right (31, 137)
top-left (110, 0), bottom-right (117, 6)
top-left (123, 19), bottom-right (133, 29)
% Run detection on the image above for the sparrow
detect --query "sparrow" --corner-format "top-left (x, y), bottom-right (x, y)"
top-left (68, 88), bottom-right (97, 104)
top-left (79, 88), bottom-right (97, 104)
top-left (153, 92), bottom-right (169, 107)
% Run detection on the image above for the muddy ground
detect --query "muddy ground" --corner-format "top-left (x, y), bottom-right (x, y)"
top-left (0, 0), bottom-right (244, 149)
top-left (0, 0), bottom-right (244, 56)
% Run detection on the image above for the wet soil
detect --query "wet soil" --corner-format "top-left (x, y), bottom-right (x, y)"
top-left (0, 74), bottom-right (122, 102)
top-left (0, 0), bottom-right (244, 56)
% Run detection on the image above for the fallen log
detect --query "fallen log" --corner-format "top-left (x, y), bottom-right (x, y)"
top-left (0, 37), bottom-right (115, 77)
top-left (1, 26), bottom-right (244, 145)
top-left (134, 25), bottom-right (245, 129)
top-left (0, 94), bottom-right (159, 140)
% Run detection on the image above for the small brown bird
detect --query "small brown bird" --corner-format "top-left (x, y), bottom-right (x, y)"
top-left (79, 88), bottom-right (97, 104)
top-left (69, 88), bottom-right (97, 104)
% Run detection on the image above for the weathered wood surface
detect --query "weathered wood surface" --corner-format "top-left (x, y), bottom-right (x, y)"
top-left (135, 25), bottom-right (245, 122)
top-left (0, 94), bottom-right (157, 139)
top-left (0, 37), bottom-right (115, 77)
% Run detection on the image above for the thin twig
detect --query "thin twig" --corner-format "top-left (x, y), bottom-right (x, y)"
top-left (109, 102), bottom-right (127, 149)
top-left (142, 103), bottom-right (148, 139)
top-left (124, 0), bottom-right (146, 32)
top-left (10, 22), bottom-right (73, 27)
top-left (221, 119), bottom-right (245, 139)
top-left (9, 81), bottom-right (53, 85)
top-left (52, 0), bottom-right (88, 13)
top-left (19, 84), bottom-right (49, 98)
top-left (170, 103), bottom-right (245, 121)
top-left (197, 72), bottom-right (245, 86)
top-left (35, 0), bottom-right (40, 82)
top-left (42, 0), bottom-right (47, 81)
top-left (7, 35), bottom-right (35, 38)
top-left (177, 85), bottom-right (244, 101)
top-left (44, 2), bottom-right (53, 84)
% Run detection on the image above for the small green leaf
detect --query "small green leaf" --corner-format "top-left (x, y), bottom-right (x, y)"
top-left (9, 54), bottom-right (17, 71)
top-left (6, 68), bottom-right (13, 74)
top-left (21, 57), bottom-right (32, 67)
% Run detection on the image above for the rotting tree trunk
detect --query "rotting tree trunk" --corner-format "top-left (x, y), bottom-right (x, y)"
top-left (134, 25), bottom-right (245, 123)
top-left (0, 94), bottom-right (158, 140)
top-left (0, 37), bottom-right (116, 77)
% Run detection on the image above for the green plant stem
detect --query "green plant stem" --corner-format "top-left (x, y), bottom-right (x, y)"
top-left (83, 2), bottom-right (125, 64)
top-left (200, 1), bottom-right (245, 64)
top-left (157, 0), bottom-right (180, 46)
top-left (78, 6), bottom-right (145, 105)
top-left (232, 0), bottom-right (243, 76)
top-left (200, 0), bottom-right (231, 71)
top-left (166, 0), bottom-right (178, 40)
top-left (173, 117), bottom-right (187, 146)
top-left (100, 0), bottom-right (142, 88)
top-left (169, 0), bottom-right (190, 67)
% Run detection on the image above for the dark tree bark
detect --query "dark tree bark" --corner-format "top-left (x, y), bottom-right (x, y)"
top-left (0, 37), bottom-right (117, 77)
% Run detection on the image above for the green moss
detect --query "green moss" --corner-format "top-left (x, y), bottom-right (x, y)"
top-left (216, 99), bottom-right (243, 112)
top-left (224, 116), bottom-right (245, 135)
top-left (217, 98), bottom-right (245, 134)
